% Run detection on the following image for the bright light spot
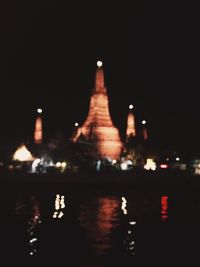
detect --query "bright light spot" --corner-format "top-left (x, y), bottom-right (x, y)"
top-left (129, 221), bottom-right (136, 225)
top-left (30, 238), bottom-right (37, 243)
top-left (112, 159), bottom-right (117, 164)
top-left (160, 164), bottom-right (168, 169)
top-left (53, 212), bottom-right (58, 218)
top-left (30, 252), bottom-right (33, 256)
top-left (13, 145), bottom-right (35, 162)
top-left (58, 211), bottom-right (64, 218)
top-left (142, 120), bottom-right (146, 125)
top-left (144, 158), bottom-right (157, 171)
top-left (121, 197), bottom-right (128, 215)
top-left (37, 108), bottom-right (42, 114)
top-left (75, 122), bottom-right (79, 127)
top-left (121, 197), bottom-right (127, 203)
top-left (176, 157), bottom-right (180, 161)
top-left (129, 104), bottom-right (133, 110)
top-left (56, 162), bottom-right (62, 168)
top-left (128, 231), bottom-right (132, 234)
top-left (97, 60), bottom-right (103, 68)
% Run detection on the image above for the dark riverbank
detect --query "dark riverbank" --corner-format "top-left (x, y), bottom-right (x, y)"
top-left (0, 169), bottom-right (199, 188)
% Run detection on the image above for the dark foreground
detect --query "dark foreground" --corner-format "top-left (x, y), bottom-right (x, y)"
top-left (0, 171), bottom-right (200, 266)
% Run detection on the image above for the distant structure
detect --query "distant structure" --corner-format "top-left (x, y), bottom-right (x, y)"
top-left (141, 120), bottom-right (148, 140)
top-left (34, 108), bottom-right (43, 144)
top-left (126, 105), bottom-right (136, 141)
top-left (13, 144), bottom-right (35, 162)
top-left (72, 61), bottom-right (122, 159)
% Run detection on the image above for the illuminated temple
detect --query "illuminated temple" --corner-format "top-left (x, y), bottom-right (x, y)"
top-left (72, 61), bottom-right (123, 160)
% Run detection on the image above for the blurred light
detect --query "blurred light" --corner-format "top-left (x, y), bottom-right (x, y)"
top-left (97, 60), bottom-right (103, 67)
top-left (160, 164), bottom-right (168, 169)
top-left (75, 122), bottom-right (79, 127)
top-left (176, 157), bottom-right (180, 161)
top-left (144, 158), bottom-right (157, 171)
top-left (129, 221), bottom-right (136, 225)
top-left (37, 108), bottom-right (42, 114)
top-left (161, 196), bottom-right (168, 222)
top-left (129, 104), bottom-right (133, 110)
top-left (30, 238), bottom-right (37, 243)
top-left (142, 120), bottom-right (146, 125)
top-left (121, 197), bottom-right (128, 215)
top-left (61, 162), bottom-right (67, 168)
top-left (13, 145), bottom-right (35, 162)
top-left (56, 162), bottom-right (62, 168)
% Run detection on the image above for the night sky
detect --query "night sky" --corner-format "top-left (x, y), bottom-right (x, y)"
top-left (0, 1), bottom-right (198, 156)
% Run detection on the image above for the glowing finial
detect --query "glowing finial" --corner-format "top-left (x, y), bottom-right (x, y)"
top-left (97, 61), bottom-right (103, 68)
top-left (129, 104), bottom-right (133, 110)
top-left (37, 108), bottom-right (42, 114)
top-left (142, 120), bottom-right (146, 125)
top-left (75, 122), bottom-right (79, 127)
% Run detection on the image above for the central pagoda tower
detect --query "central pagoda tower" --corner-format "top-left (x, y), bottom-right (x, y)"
top-left (73, 61), bottom-right (122, 160)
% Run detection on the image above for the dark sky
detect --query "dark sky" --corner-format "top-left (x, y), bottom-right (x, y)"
top-left (0, 0), bottom-right (198, 156)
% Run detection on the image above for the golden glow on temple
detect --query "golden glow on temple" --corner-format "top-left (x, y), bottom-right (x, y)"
top-left (34, 116), bottom-right (43, 144)
top-left (72, 62), bottom-right (122, 159)
top-left (13, 144), bottom-right (35, 162)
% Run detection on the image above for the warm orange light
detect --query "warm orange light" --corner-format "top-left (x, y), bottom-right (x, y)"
top-left (126, 111), bottom-right (136, 139)
top-left (79, 197), bottom-right (120, 255)
top-left (72, 64), bottom-right (122, 159)
top-left (34, 116), bottom-right (43, 144)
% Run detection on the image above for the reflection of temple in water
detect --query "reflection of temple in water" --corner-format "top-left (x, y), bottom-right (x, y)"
top-left (78, 197), bottom-right (120, 255)
top-left (15, 196), bottom-right (42, 256)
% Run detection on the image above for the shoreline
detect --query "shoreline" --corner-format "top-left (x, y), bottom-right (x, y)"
top-left (0, 170), bottom-right (198, 187)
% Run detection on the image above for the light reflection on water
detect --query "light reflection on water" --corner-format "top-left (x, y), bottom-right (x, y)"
top-left (1, 183), bottom-right (199, 265)
top-left (78, 196), bottom-right (121, 255)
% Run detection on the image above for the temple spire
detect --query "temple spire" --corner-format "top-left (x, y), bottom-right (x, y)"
top-left (94, 61), bottom-right (106, 94)
top-left (34, 108), bottom-right (43, 144)
top-left (126, 105), bottom-right (136, 140)
top-left (72, 62), bottom-right (122, 160)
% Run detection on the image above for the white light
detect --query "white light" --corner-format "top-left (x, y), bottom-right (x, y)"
top-left (37, 108), bottom-right (42, 114)
top-left (58, 211), bottom-right (64, 218)
top-left (97, 60), bottom-right (103, 68)
top-left (176, 157), bottom-right (180, 161)
top-left (30, 238), bottom-right (37, 243)
top-left (121, 197), bottom-right (127, 203)
top-left (13, 145), bottom-right (34, 162)
top-left (129, 104), bottom-right (133, 110)
top-left (75, 122), bottom-right (79, 127)
top-left (142, 120), bottom-right (146, 125)
top-left (129, 221), bottom-right (136, 225)
top-left (144, 158), bottom-right (157, 171)
top-left (56, 162), bottom-right (62, 168)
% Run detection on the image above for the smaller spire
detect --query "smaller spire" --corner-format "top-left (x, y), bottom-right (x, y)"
top-left (94, 60), bottom-right (106, 94)
top-left (34, 109), bottom-right (43, 144)
top-left (126, 106), bottom-right (136, 140)
top-left (142, 120), bottom-right (148, 140)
